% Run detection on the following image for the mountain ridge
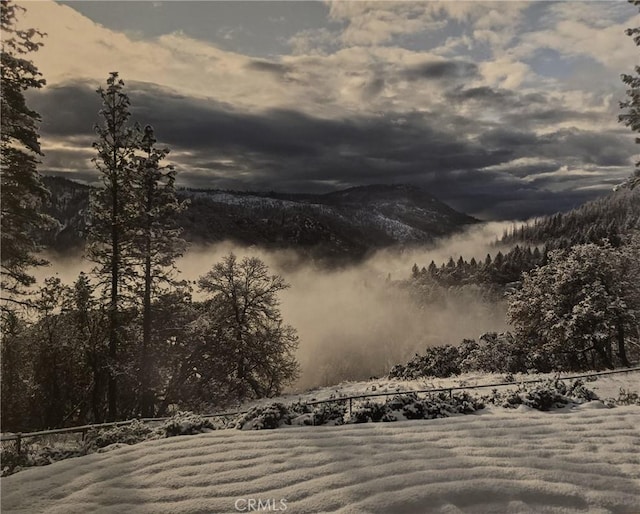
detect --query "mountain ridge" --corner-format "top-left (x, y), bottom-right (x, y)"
top-left (40, 176), bottom-right (479, 262)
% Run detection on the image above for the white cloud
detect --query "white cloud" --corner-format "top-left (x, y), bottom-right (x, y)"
top-left (478, 57), bottom-right (531, 89)
top-left (515, 7), bottom-right (640, 72)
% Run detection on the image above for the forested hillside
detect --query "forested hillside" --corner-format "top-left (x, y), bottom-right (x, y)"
top-left (501, 188), bottom-right (640, 248)
top-left (41, 177), bottom-right (478, 262)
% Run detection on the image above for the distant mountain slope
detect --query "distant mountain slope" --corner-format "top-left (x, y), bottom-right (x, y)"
top-left (501, 187), bottom-right (640, 247)
top-left (41, 177), bottom-right (478, 261)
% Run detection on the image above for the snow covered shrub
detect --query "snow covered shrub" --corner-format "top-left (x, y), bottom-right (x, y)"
top-left (568, 379), bottom-right (599, 402)
top-left (615, 388), bottom-right (640, 405)
top-left (1, 443), bottom-right (29, 476)
top-left (160, 412), bottom-right (215, 437)
top-left (389, 345), bottom-right (461, 379)
top-left (385, 392), bottom-right (431, 420)
top-left (349, 400), bottom-right (389, 423)
top-left (386, 392), bottom-right (420, 411)
top-left (28, 446), bottom-right (86, 467)
top-left (2, 441), bottom-right (86, 476)
top-left (485, 380), bottom-right (598, 411)
top-left (87, 420), bottom-right (154, 449)
top-left (417, 392), bottom-right (483, 418)
top-left (493, 383), bottom-right (567, 410)
top-left (345, 392), bottom-right (484, 423)
top-left (311, 402), bottom-right (346, 425)
top-left (521, 386), bottom-right (567, 410)
top-left (235, 403), bottom-right (295, 430)
top-left (460, 332), bottom-right (528, 374)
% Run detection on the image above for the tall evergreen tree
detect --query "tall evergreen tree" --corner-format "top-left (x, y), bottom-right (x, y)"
top-left (87, 72), bottom-right (139, 421)
top-left (0, 0), bottom-right (52, 314)
top-left (619, 0), bottom-right (640, 190)
top-left (132, 125), bottom-right (187, 417)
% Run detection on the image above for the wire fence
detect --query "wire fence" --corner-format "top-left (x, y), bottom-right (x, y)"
top-left (2, 365), bottom-right (639, 453)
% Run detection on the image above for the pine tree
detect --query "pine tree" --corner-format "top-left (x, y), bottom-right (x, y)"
top-left (131, 125), bottom-right (187, 417)
top-left (87, 72), bottom-right (139, 421)
top-left (619, 0), bottom-right (640, 190)
top-left (0, 0), bottom-right (52, 314)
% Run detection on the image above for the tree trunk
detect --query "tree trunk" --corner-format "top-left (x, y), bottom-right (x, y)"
top-left (617, 321), bottom-right (630, 367)
top-left (140, 246), bottom-right (153, 417)
top-left (593, 339), bottom-right (614, 369)
top-left (107, 164), bottom-right (119, 422)
top-left (139, 170), bottom-right (155, 418)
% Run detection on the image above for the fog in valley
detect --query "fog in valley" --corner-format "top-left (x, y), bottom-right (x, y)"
top-left (37, 221), bottom-right (519, 391)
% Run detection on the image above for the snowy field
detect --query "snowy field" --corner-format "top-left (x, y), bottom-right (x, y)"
top-left (2, 372), bottom-right (639, 514)
top-left (2, 406), bottom-right (640, 513)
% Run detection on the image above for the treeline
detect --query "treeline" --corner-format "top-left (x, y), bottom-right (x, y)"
top-left (1, 255), bottom-right (299, 432)
top-left (411, 244), bottom-right (547, 293)
top-left (395, 238), bottom-right (640, 379)
top-left (501, 188), bottom-right (640, 248)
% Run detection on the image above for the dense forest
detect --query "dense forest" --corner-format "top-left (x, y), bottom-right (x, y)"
top-left (401, 198), bottom-right (640, 379)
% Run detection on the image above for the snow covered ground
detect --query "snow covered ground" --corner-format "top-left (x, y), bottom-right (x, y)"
top-left (2, 405), bottom-right (639, 513)
top-left (2, 371), bottom-right (639, 514)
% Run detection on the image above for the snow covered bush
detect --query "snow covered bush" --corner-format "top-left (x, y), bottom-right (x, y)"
top-left (28, 446), bottom-right (86, 467)
top-left (1, 441), bottom-right (86, 477)
top-left (616, 388), bottom-right (640, 405)
top-left (86, 420), bottom-right (154, 449)
top-left (235, 403), bottom-right (298, 430)
top-left (389, 333), bottom-right (535, 380)
top-left (1, 443), bottom-right (29, 477)
top-left (311, 402), bottom-right (346, 426)
top-left (389, 345), bottom-right (461, 379)
top-left (485, 380), bottom-right (599, 411)
top-left (568, 379), bottom-right (599, 402)
top-left (459, 332), bottom-right (529, 374)
top-left (349, 400), bottom-right (389, 423)
top-left (160, 412), bottom-right (215, 437)
top-left (344, 391), bottom-right (484, 424)
top-left (413, 391), bottom-right (483, 419)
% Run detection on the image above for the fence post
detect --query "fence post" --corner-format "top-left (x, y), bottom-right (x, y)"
top-left (16, 433), bottom-right (22, 455)
top-left (349, 398), bottom-right (352, 416)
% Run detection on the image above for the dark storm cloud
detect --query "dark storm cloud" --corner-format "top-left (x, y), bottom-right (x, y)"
top-left (446, 86), bottom-right (546, 109)
top-left (479, 128), bottom-right (538, 148)
top-left (403, 60), bottom-right (478, 81)
top-left (479, 127), bottom-right (635, 168)
top-left (41, 146), bottom-right (95, 174)
top-left (503, 108), bottom-right (604, 127)
top-left (29, 82), bottom-right (102, 137)
top-left (30, 80), bottom-right (631, 219)
top-left (497, 161), bottom-right (560, 178)
top-left (245, 59), bottom-right (294, 78)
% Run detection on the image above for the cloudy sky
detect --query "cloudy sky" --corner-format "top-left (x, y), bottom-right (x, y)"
top-left (17, 0), bottom-right (640, 219)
